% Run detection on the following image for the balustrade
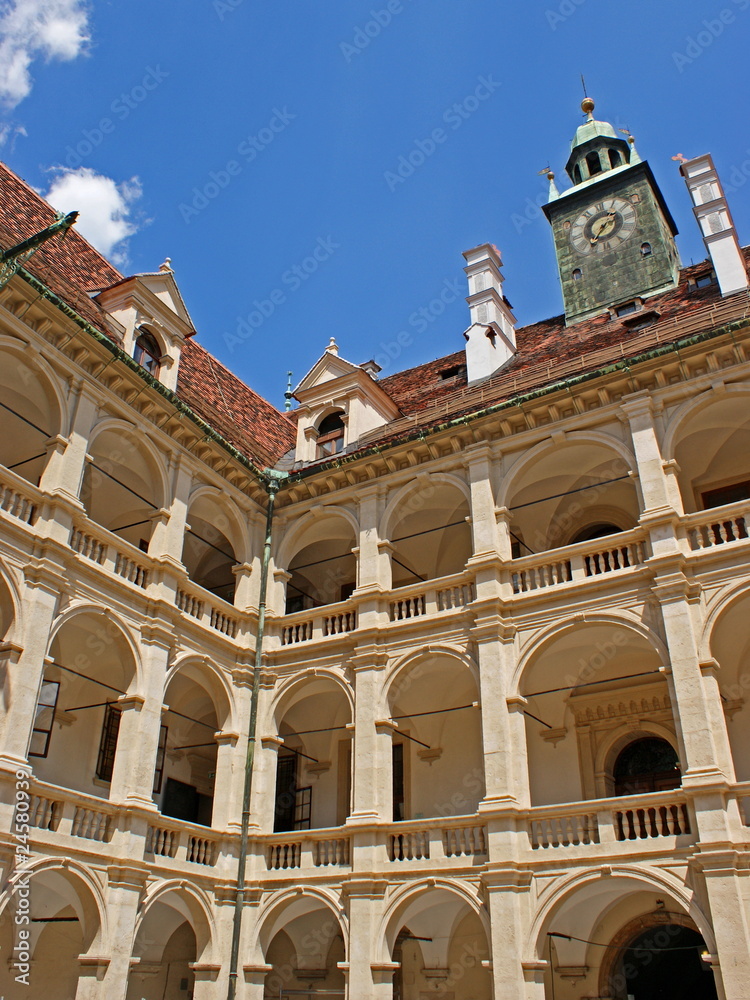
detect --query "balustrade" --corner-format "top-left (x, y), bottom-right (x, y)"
top-left (684, 500), bottom-right (750, 552)
top-left (511, 528), bottom-right (648, 594)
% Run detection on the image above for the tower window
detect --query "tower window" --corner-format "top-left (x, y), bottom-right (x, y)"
top-left (316, 410), bottom-right (345, 458)
top-left (586, 151), bottom-right (602, 177)
top-left (134, 330), bottom-right (161, 377)
top-left (573, 163), bottom-right (582, 184)
top-left (640, 242), bottom-right (652, 257)
top-left (608, 149), bottom-right (622, 168)
top-left (572, 268), bottom-right (582, 281)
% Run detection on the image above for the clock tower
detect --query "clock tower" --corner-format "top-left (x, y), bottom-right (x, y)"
top-left (543, 98), bottom-right (681, 325)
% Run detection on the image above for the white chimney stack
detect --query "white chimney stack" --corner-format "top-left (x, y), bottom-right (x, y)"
top-left (462, 243), bottom-right (517, 384)
top-left (680, 154), bottom-right (749, 297)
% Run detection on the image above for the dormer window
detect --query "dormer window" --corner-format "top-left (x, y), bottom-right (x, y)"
top-left (316, 410), bottom-right (345, 458)
top-left (134, 329), bottom-right (161, 378)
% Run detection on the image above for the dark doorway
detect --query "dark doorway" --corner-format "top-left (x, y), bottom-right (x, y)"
top-left (613, 737), bottom-right (681, 796)
top-left (617, 924), bottom-right (718, 999)
top-left (274, 753), bottom-right (298, 832)
top-left (392, 743), bottom-right (404, 821)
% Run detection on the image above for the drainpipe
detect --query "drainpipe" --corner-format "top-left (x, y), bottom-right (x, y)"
top-left (227, 476), bottom-right (278, 1000)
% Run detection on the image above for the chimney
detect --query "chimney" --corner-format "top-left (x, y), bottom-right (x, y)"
top-left (680, 154), bottom-right (749, 297)
top-left (462, 243), bottom-right (517, 384)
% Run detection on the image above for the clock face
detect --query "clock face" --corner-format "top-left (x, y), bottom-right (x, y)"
top-left (569, 197), bottom-right (637, 255)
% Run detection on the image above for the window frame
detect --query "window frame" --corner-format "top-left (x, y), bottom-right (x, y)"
top-left (29, 679), bottom-right (60, 758)
top-left (133, 329), bottom-right (162, 378)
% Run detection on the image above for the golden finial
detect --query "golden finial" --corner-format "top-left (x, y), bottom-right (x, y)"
top-left (581, 97), bottom-right (595, 120)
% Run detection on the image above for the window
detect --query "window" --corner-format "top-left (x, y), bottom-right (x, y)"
top-left (439, 364), bottom-right (465, 380)
top-left (96, 703), bottom-right (121, 782)
top-left (701, 480), bottom-right (750, 509)
top-left (133, 330), bottom-right (161, 377)
top-left (695, 273), bottom-right (715, 289)
top-left (573, 163), bottom-right (582, 184)
top-left (153, 723), bottom-right (168, 794)
top-left (586, 151), bottom-right (602, 177)
top-left (572, 268), bottom-right (582, 281)
top-left (29, 680), bottom-right (60, 757)
top-left (392, 743), bottom-right (405, 821)
top-left (640, 242), bottom-right (652, 257)
top-left (316, 411), bottom-right (345, 459)
top-left (615, 301), bottom-right (639, 317)
top-left (608, 149), bottom-right (622, 168)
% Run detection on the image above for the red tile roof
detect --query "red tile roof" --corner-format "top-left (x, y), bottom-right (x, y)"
top-left (0, 159), bottom-right (296, 468)
top-left (176, 340), bottom-right (297, 468)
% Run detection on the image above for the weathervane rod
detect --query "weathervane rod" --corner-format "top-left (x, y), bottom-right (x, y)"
top-left (581, 74), bottom-right (588, 98)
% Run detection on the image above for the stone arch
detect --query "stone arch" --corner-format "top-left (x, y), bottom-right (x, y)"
top-left (527, 864), bottom-right (716, 962)
top-left (182, 484), bottom-right (250, 602)
top-left (86, 416), bottom-right (170, 506)
top-left (277, 505), bottom-right (359, 611)
top-left (164, 655), bottom-right (236, 732)
top-left (513, 612), bottom-right (668, 698)
top-left (379, 472), bottom-right (471, 541)
top-left (132, 880), bottom-right (217, 964)
top-left (497, 431), bottom-right (636, 510)
top-left (380, 643), bottom-right (480, 718)
top-left (663, 386), bottom-right (750, 513)
top-left (379, 877), bottom-right (488, 960)
top-left (275, 504), bottom-right (359, 570)
top-left (498, 432), bottom-right (639, 554)
top-left (253, 886), bottom-right (348, 961)
top-left (0, 857), bottom-right (107, 954)
top-left (268, 668), bottom-right (354, 731)
top-left (0, 336), bottom-right (68, 485)
top-left (46, 602), bottom-right (143, 694)
top-left (699, 579), bottom-right (750, 662)
top-left (0, 557), bottom-right (23, 643)
top-left (0, 858), bottom-right (107, 999)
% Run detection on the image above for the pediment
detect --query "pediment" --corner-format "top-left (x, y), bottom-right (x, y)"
top-left (294, 350), bottom-right (364, 394)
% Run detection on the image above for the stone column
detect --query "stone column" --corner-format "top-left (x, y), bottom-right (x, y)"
top-left (0, 566), bottom-right (62, 773)
top-left (655, 577), bottom-right (741, 843)
top-left (147, 456), bottom-right (193, 566)
top-left (99, 864), bottom-right (150, 1000)
top-left (484, 873), bottom-right (536, 1000)
top-left (465, 444), bottom-right (501, 558)
top-left (344, 881), bottom-right (393, 1000)
top-left (247, 671), bottom-right (281, 837)
top-left (696, 852), bottom-right (750, 1000)
top-left (471, 615), bottom-right (524, 808)
top-left (211, 731), bottom-right (240, 831)
top-left (620, 394), bottom-right (684, 559)
top-left (349, 648), bottom-right (391, 824)
top-left (38, 381), bottom-right (99, 503)
top-left (108, 623), bottom-right (172, 809)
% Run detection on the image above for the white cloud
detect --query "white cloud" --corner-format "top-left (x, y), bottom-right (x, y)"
top-left (45, 167), bottom-right (143, 266)
top-left (0, 0), bottom-right (90, 108)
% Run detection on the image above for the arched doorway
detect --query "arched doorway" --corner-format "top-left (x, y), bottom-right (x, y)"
top-left (613, 737), bottom-right (681, 796)
top-left (601, 918), bottom-right (718, 1000)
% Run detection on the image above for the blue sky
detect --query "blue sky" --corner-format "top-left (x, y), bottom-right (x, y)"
top-left (2, 0), bottom-right (750, 405)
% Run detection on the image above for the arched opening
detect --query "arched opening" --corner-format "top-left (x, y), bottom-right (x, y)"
top-left (586, 150), bottom-right (603, 176)
top-left (505, 440), bottom-right (638, 557)
top-left (0, 867), bottom-right (102, 1000)
top-left (272, 677), bottom-right (352, 831)
top-left (157, 666), bottom-right (230, 827)
top-left (519, 623), bottom-right (676, 806)
top-left (539, 878), bottom-right (717, 1000)
top-left (387, 655), bottom-right (484, 822)
top-left (127, 890), bottom-right (209, 1000)
top-left (316, 410), bottom-right (345, 459)
top-left (133, 327), bottom-right (162, 378)
top-left (572, 267), bottom-right (582, 281)
top-left (33, 612), bottom-right (137, 798)
top-left (259, 897), bottom-right (346, 998)
top-left (0, 347), bottom-right (60, 486)
top-left (613, 737), bottom-right (681, 796)
top-left (672, 395), bottom-right (750, 514)
top-left (387, 889), bottom-right (491, 1000)
top-left (387, 481), bottom-right (471, 587)
top-left (641, 241), bottom-right (652, 257)
top-left (573, 162), bottom-right (582, 184)
top-left (81, 426), bottom-right (164, 550)
top-left (284, 515), bottom-right (357, 612)
top-left (706, 591), bottom-right (750, 780)
top-left (614, 923), bottom-right (717, 999)
top-left (609, 148), bottom-right (622, 168)
top-left (182, 493), bottom-right (241, 603)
